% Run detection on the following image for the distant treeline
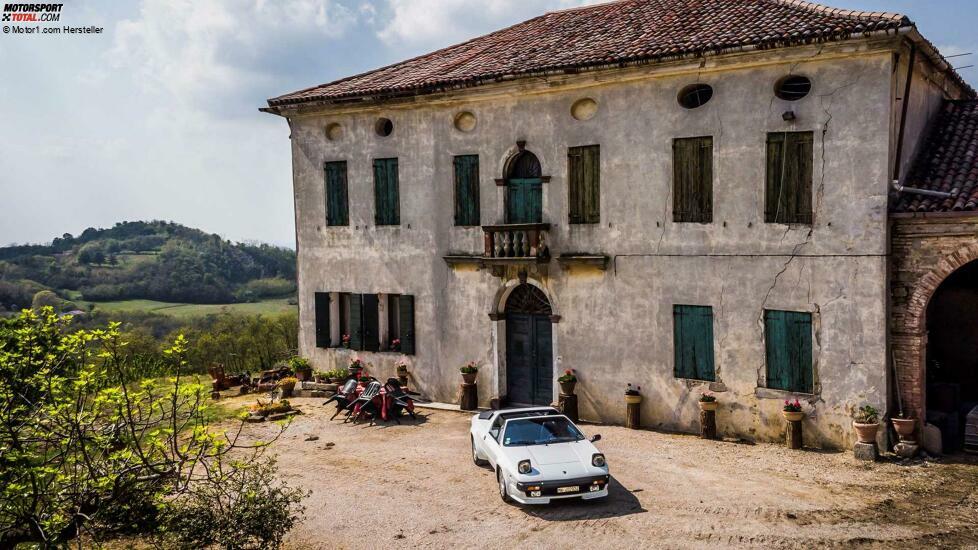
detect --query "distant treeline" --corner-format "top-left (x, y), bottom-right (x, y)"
top-left (0, 220), bottom-right (296, 309)
top-left (68, 308), bottom-right (300, 376)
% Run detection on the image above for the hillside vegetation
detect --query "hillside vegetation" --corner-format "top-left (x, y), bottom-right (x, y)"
top-left (0, 220), bottom-right (296, 311)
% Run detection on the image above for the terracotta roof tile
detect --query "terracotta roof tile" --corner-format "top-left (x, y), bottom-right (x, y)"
top-left (894, 100), bottom-right (978, 213)
top-left (268, 0), bottom-right (912, 107)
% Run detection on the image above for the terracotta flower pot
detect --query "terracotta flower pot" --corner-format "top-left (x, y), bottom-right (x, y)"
top-left (782, 410), bottom-right (805, 422)
top-left (892, 417), bottom-right (916, 441)
top-left (559, 380), bottom-right (577, 396)
top-left (852, 421), bottom-right (880, 444)
top-left (461, 372), bottom-right (477, 384)
top-left (699, 401), bottom-right (718, 412)
top-left (624, 394), bottom-right (642, 405)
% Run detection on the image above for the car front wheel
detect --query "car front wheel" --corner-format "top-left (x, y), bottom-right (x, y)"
top-left (471, 436), bottom-right (488, 466)
top-left (497, 469), bottom-right (513, 503)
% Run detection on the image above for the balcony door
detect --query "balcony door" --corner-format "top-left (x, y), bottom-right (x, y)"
top-left (505, 283), bottom-right (553, 406)
top-left (505, 150), bottom-right (543, 224)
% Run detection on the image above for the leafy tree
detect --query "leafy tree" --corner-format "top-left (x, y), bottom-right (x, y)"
top-left (0, 309), bottom-right (305, 547)
top-left (31, 289), bottom-right (61, 310)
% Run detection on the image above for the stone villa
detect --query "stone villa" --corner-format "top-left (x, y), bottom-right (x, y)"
top-left (264, 0), bottom-right (978, 450)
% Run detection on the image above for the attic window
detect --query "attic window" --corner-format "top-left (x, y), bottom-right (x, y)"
top-left (775, 75), bottom-right (812, 101)
top-left (678, 84), bottom-right (713, 109)
top-left (375, 118), bottom-right (394, 137)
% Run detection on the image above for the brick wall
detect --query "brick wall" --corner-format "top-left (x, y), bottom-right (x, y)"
top-left (890, 214), bottom-right (978, 419)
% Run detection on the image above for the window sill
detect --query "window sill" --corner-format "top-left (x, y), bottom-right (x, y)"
top-left (754, 387), bottom-right (817, 400)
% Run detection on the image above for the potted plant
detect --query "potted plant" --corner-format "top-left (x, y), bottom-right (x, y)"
top-left (558, 369), bottom-right (577, 396)
top-left (349, 356), bottom-right (365, 378)
top-left (625, 383), bottom-right (642, 404)
top-left (395, 358), bottom-right (409, 376)
top-left (390, 338), bottom-right (401, 352)
top-left (278, 377), bottom-right (298, 398)
top-left (460, 361), bottom-right (479, 384)
top-left (290, 356), bottom-right (312, 381)
top-left (891, 412), bottom-right (916, 441)
top-left (699, 393), bottom-right (718, 411)
top-left (852, 404), bottom-right (880, 444)
top-left (342, 334), bottom-right (351, 349)
top-left (782, 399), bottom-right (804, 422)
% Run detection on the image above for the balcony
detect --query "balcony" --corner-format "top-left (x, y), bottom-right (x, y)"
top-left (444, 223), bottom-right (550, 273)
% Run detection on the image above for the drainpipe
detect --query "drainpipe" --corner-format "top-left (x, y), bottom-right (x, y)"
top-left (891, 180), bottom-right (953, 198)
top-left (893, 44), bottom-right (917, 183)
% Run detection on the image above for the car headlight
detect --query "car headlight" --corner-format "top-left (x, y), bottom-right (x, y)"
top-left (592, 453), bottom-right (606, 467)
top-left (518, 460), bottom-right (532, 474)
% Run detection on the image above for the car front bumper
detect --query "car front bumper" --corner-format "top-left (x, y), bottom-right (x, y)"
top-left (510, 475), bottom-right (610, 504)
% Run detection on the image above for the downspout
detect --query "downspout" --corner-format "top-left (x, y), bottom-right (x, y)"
top-left (892, 43), bottom-right (916, 183)
top-left (890, 43), bottom-right (954, 199)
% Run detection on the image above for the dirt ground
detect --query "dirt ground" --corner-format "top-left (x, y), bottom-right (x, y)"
top-left (224, 395), bottom-right (978, 549)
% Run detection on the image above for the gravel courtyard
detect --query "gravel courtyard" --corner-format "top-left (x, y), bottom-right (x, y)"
top-left (227, 396), bottom-right (978, 549)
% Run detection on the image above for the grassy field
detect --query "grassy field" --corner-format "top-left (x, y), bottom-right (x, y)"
top-left (88, 298), bottom-right (296, 318)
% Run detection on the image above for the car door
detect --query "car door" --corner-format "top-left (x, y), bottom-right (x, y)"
top-left (482, 419), bottom-right (508, 469)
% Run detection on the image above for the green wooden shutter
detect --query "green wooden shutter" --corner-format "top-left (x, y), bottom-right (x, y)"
top-left (568, 145), bottom-right (600, 224)
top-left (361, 294), bottom-right (379, 352)
top-left (766, 132), bottom-right (813, 224)
top-left (673, 305), bottom-right (715, 381)
top-left (314, 292), bottom-right (331, 348)
top-left (325, 161), bottom-right (349, 226)
top-left (673, 137), bottom-right (713, 223)
top-left (398, 294), bottom-right (415, 355)
top-left (765, 310), bottom-right (813, 393)
top-left (349, 293), bottom-right (363, 350)
top-left (454, 155), bottom-right (480, 226)
top-left (374, 158), bottom-right (400, 225)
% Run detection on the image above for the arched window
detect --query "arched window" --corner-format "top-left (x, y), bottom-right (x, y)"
top-left (506, 151), bottom-right (542, 179)
top-left (505, 284), bottom-right (552, 315)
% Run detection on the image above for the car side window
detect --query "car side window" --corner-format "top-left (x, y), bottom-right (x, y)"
top-left (488, 415), bottom-right (503, 440)
top-left (496, 422), bottom-right (507, 445)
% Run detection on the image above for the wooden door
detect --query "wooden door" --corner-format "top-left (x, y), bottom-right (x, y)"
top-left (506, 312), bottom-right (553, 406)
top-left (506, 178), bottom-right (543, 224)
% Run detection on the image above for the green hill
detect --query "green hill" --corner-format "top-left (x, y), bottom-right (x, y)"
top-left (0, 221), bottom-right (296, 312)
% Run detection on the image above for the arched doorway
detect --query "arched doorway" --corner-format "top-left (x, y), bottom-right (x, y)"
top-left (504, 283), bottom-right (553, 406)
top-left (505, 150), bottom-right (543, 224)
top-left (925, 259), bottom-right (978, 453)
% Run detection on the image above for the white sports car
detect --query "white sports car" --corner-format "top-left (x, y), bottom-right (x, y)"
top-left (470, 407), bottom-right (609, 505)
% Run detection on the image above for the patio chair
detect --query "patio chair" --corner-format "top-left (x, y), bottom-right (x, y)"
top-left (383, 378), bottom-right (416, 423)
top-left (325, 378), bottom-right (358, 420)
top-left (348, 381), bottom-right (382, 424)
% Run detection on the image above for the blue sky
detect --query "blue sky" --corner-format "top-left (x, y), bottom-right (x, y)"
top-left (1, 0), bottom-right (976, 247)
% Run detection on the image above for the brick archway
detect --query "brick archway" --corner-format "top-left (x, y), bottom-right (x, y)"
top-left (892, 240), bottom-right (978, 420)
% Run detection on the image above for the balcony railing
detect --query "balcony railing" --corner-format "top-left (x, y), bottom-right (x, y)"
top-left (482, 223), bottom-right (550, 261)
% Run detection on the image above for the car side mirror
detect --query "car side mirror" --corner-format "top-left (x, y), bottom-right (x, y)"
top-left (590, 434), bottom-right (601, 443)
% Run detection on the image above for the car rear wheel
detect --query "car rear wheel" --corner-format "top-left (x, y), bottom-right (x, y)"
top-left (471, 436), bottom-right (488, 466)
top-left (497, 469), bottom-right (513, 503)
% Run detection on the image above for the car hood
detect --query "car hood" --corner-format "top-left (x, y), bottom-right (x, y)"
top-left (524, 440), bottom-right (597, 466)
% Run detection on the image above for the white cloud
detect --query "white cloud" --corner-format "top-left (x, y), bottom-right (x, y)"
top-left (108, 0), bottom-right (357, 116)
top-left (376, 0), bottom-right (604, 49)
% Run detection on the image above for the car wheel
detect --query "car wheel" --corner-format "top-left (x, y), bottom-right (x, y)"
top-left (497, 469), bottom-right (513, 503)
top-left (471, 436), bottom-right (488, 466)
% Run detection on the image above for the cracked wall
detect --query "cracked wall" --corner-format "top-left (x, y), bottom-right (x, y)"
top-left (288, 46), bottom-right (897, 448)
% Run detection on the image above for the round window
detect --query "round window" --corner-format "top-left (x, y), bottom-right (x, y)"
top-left (570, 98), bottom-right (598, 121)
top-left (775, 75), bottom-right (812, 101)
top-left (325, 123), bottom-right (343, 141)
top-left (678, 84), bottom-right (714, 109)
top-left (375, 117), bottom-right (394, 137)
top-left (453, 111), bottom-right (477, 132)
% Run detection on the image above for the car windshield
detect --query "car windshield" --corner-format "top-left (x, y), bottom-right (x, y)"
top-left (502, 417), bottom-right (585, 447)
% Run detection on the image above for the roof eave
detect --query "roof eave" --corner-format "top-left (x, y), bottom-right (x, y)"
top-left (263, 27), bottom-right (917, 114)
